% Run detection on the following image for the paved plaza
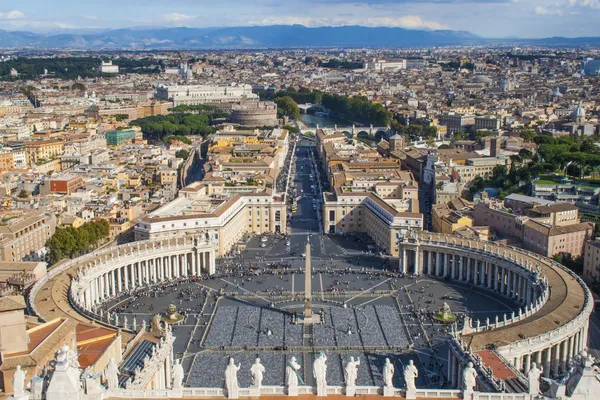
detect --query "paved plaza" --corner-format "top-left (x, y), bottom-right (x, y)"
top-left (98, 142), bottom-right (522, 388)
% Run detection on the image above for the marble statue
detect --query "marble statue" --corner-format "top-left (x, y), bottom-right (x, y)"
top-left (250, 358), bottom-right (265, 389)
top-left (463, 362), bottom-right (477, 392)
top-left (383, 358), bottom-right (395, 388)
top-left (224, 358), bottom-right (241, 398)
top-left (344, 357), bottom-right (360, 387)
top-left (172, 359), bottom-right (184, 389)
top-left (13, 365), bottom-right (27, 397)
top-left (286, 356), bottom-right (302, 389)
top-left (403, 360), bottom-right (418, 392)
top-left (313, 351), bottom-right (328, 396)
top-left (104, 357), bottom-right (119, 390)
top-left (528, 362), bottom-right (543, 395)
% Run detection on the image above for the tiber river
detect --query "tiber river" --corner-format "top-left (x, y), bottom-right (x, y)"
top-left (299, 113), bottom-right (350, 128)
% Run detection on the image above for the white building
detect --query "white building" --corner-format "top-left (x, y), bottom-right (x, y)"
top-left (364, 58), bottom-right (407, 72)
top-left (99, 61), bottom-right (119, 74)
top-left (155, 84), bottom-right (258, 106)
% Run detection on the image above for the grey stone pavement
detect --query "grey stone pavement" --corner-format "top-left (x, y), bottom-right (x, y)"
top-left (100, 139), bottom-right (600, 387)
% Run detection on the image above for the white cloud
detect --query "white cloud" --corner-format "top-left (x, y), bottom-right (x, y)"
top-left (252, 15), bottom-right (446, 30)
top-left (568, 0), bottom-right (600, 8)
top-left (0, 10), bottom-right (25, 19)
top-left (535, 5), bottom-right (563, 15)
top-left (163, 13), bottom-right (195, 23)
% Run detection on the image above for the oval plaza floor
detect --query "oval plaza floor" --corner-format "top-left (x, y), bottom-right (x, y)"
top-left (98, 254), bottom-right (522, 388)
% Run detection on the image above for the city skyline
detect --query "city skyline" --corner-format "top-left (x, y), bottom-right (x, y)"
top-left (2, 0), bottom-right (600, 39)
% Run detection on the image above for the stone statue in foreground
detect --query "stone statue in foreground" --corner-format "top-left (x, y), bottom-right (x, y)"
top-left (172, 359), bottom-right (184, 389)
top-left (463, 361), bottom-right (477, 392)
top-left (104, 357), bottom-right (119, 390)
top-left (403, 359), bottom-right (418, 399)
top-left (286, 356), bottom-right (302, 396)
top-left (528, 362), bottom-right (542, 395)
top-left (12, 365), bottom-right (27, 397)
top-left (313, 351), bottom-right (328, 396)
top-left (251, 358), bottom-right (265, 389)
top-left (224, 358), bottom-right (241, 399)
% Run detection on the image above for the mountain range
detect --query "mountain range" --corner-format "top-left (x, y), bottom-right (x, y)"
top-left (0, 25), bottom-right (599, 49)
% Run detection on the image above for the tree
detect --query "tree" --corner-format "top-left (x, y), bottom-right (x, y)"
top-left (274, 96), bottom-right (300, 120)
top-left (45, 219), bottom-right (110, 264)
top-left (17, 189), bottom-right (28, 198)
top-left (113, 114), bottom-right (129, 122)
top-left (520, 129), bottom-right (536, 143)
top-left (453, 131), bottom-right (467, 141)
top-left (71, 82), bottom-right (86, 91)
top-left (408, 125), bottom-right (423, 137)
top-left (175, 149), bottom-right (189, 160)
top-left (518, 149), bottom-right (533, 160)
top-left (423, 126), bottom-right (438, 139)
top-left (283, 125), bottom-right (300, 134)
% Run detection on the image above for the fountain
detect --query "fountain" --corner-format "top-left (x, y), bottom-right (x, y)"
top-left (433, 302), bottom-right (457, 324)
top-left (161, 304), bottom-right (184, 325)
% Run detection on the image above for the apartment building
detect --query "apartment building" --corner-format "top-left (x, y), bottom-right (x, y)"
top-left (24, 139), bottom-right (65, 167)
top-left (432, 198), bottom-right (474, 234)
top-left (0, 210), bottom-right (57, 262)
top-left (134, 182), bottom-right (286, 255)
top-left (474, 116), bottom-right (502, 131)
top-left (522, 219), bottom-right (593, 258)
top-left (451, 156), bottom-right (509, 183)
top-left (438, 114), bottom-right (475, 134)
top-left (0, 150), bottom-right (14, 171)
top-left (473, 201), bottom-right (527, 240)
top-left (49, 175), bottom-right (85, 195)
top-left (583, 239), bottom-right (600, 284)
top-left (323, 189), bottom-right (423, 257)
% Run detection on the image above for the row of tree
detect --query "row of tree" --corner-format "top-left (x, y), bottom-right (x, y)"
top-left (130, 114), bottom-right (215, 141)
top-left (319, 59), bottom-right (364, 69)
top-left (321, 94), bottom-right (393, 126)
top-left (467, 135), bottom-right (600, 200)
top-left (275, 96), bottom-right (301, 120)
top-left (257, 87), bottom-right (323, 104)
top-left (170, 104), bottom-right (230, 119)
top-left (46, 220), bottom-right (110, 264)
top-left (0, 57), bottom-right (161, 81)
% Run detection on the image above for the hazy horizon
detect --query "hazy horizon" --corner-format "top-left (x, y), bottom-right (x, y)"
top-left (1, 0), bottom-right (600, 39)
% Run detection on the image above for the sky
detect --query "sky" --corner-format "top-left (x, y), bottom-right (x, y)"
top-left (0, 0), bottom-right (599, 38)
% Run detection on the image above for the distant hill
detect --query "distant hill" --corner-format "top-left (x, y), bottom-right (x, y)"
top-left (0, 25), bottom-right (481, 49)
top-left (1, 25), bottom-right (600, 49)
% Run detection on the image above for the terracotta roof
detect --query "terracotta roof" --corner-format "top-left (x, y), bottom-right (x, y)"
top-left (476, 350), bottom-right (517, 381)
top-left (531, 203), bottom-right (579, 214)
top-left (524, 220), bottom-right (593, 236)
top-left (1, 318), bottom-right (78, 369)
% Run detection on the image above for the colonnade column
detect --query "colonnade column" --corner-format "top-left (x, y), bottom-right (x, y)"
top-left (466, 258), bottom-right (471, 282)
top-left (425, 250), bottom-right (433, 275)
top-left (209, 251), bottom-right (216, 275)
top-left (552, 344), bottom-right (560, 376)
top-left (524, 354), bottom-right (531, 373)
top-left (443, 252), bottom-right (449, 277)
top-left (435, 252), bottom-right (441, 276)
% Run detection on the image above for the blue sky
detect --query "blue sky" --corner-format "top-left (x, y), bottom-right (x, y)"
top-left (0, 0), bottom-right (599, 38)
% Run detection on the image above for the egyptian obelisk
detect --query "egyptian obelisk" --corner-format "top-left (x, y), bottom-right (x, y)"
top-left (304, 241), bottom-right (312, 320)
